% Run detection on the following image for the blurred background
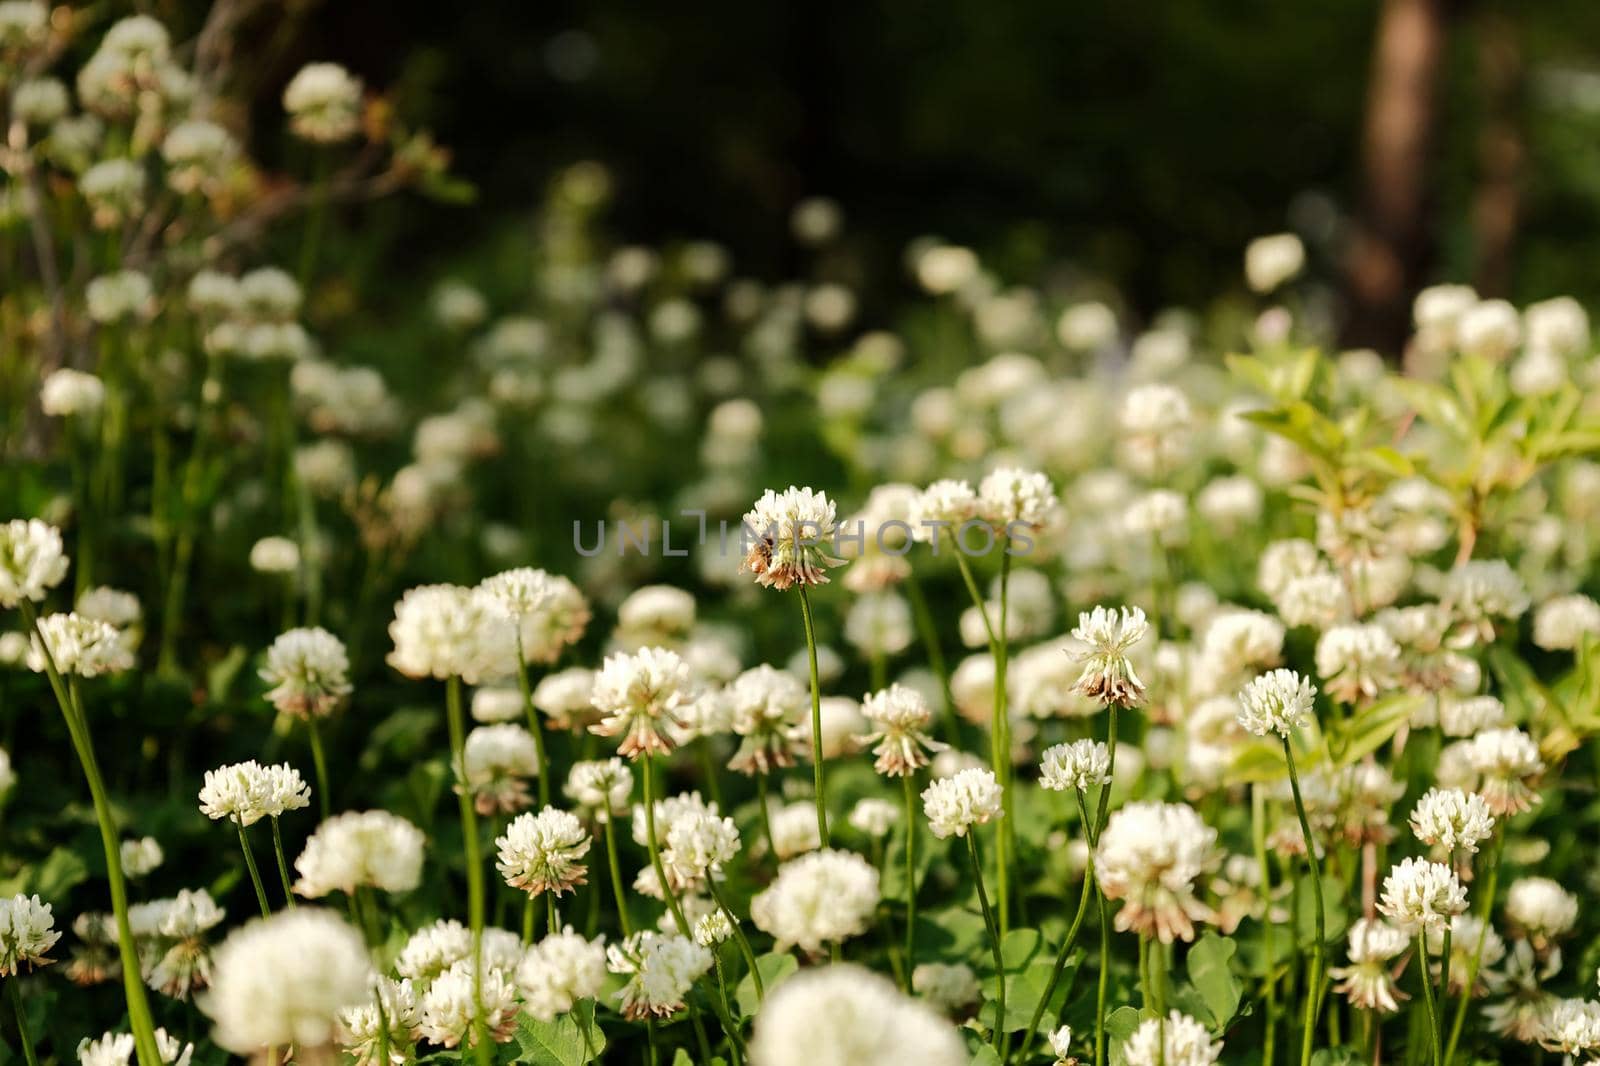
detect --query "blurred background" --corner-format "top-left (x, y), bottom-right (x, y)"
top-left (206, 0), bottom-right (1600, 355)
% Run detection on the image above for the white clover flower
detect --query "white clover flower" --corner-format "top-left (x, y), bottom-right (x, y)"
top-left (910, 479), bottom-right (979, 544)
top-left (187, 270), bottom-right (243, 317)
top-left (77, 1029), bottom-right (193, 1066)
top-left (748, 964), bottom-right (966, 1066)
top-left (1524, 295), bottom-right (1589, 355)
top-left (249, 536), bottom-right (300, 575)
top-left (294, 811), bottom-right (425, 898)
top-left (201, 909), bottom-right (372, 1054)
top-left (85, 270), bottom-right (153, 323)
top-left (387, 584), bottom-right (510, 684)
top-left (1275, 571), bottom-right (1347, 629)
top-left (1071, 604), bottom-right (1148, 706)
top-left (495, 807), bottom-right (591, 896)
top-left (663, 808), bottom-right (740, 888)
top-left (725, 663), bottom-right (806, 774)
top-left (198, 761), bottom-right (310, 826)
top-left (614, 584), bottom-right (697, 647)
top-left (1236, 669), bottom-right (1316, 737)
top-left (394, 919), bottom-right (472, 984)
top-left (1257, 538), bottom-right (1323, 601)
top-left (1438, 695), bottom-right (1505, 737)
top-left (590, 646), bottom-right (694, 759)
top-left (338, 976), bottom-right (420, 1066)
top-left (459, 723), bottom-right (540, 815)
top-left (765, 801), bottom-right (824, 861)
top-left (0, 519), bottom-right (68, 608)
top-left (1039, 739), bottom-right (1111, 792)
top-left (803, 694), bottom-right (868, 760)
top-left (751, 849), bottom-right (879, 954)
top-left (910, 961), bottom-right (981, 1013)
top-left (1096, 802), bottom-right (1217, 944)
top-left (477, 567), bottom-right (591, 665)
top-left (563, 758), bottom-right (633, 822)
top-left (1457, 298), bottom-right (1521, 361)
top-left (694, 909), bottom-right (734, 947)
top-left (532, 666), bottom-right (597, 728)
top-left (1123, 1010), bottom-right (1223, 1066)
top-left (1426, 913), bottom-right (1504, 995)
top-left (977, 466), bottom-right (1057, 530)
top-left (0, 893), bottom-right (60, 975)
top-left (128, 888), bottom-right (227, 1000)
top-left (419, 960), bottom-right (518, 1047)
top-left (1245, 233), bottom-right (1304, 293)
top-left (1443, 560), bottom-right (1529, 644)
top-left (843, 591), bottom-right (914, 658)
top-left (40, 368), bottom-right (107, 419)
top-left (1537, 998), bottom-right (1600, 1056)
top-left (848, 797), bottom-right (899, 838)
top-left (159, 118), bottom-right (239, 195)
top-left (1046, 1025), bottom-right (1075, 1066)
top-left (1378, 857), bottom-right (1468, 935)
top-left (1409, 788), bottom-right (1495, 855)
top-left (1533, 593), bottom-right (1600, 652)
top-left (1123, 489), bottom-right (1188, 545)
top-left (741, 486), bottom-right (845, 590)
top-left (920, 768), bottom-right (1002, 839)
top-left (606, 931), bottom-right (713, 1019)
top-left (1506, 877), bottom-right (1579, 947)
top-left (27, 612), bottom-right (132, 676)
top-left (1465, 727), bottom-right (1544, 815)
top-left (1314, 623), bottom-right (1401, 703)
top-left (1329, 918), bottom-right (1410, 1013)
top-left (261, 626), bottom-right (351, 718)
top-left (283, 62), bottom-right (363, 143)
top-left (121, 836), bottom-right (164, 877)
top-left (0, 2), bottom-right (48, 53)
top-left (516, 926), bottom-right (607, 1020)
top-left (859, 683), bottom-right (945, 777)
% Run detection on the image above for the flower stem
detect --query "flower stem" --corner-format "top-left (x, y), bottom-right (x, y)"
top-left (603, 815), bottom-right (633, 937)
top-left (901, 772), bottom-right (918, 981)
top-left (953, 550), bottom-right (1010, 936)
top-left (22, 606), bottom-right (162, 1066)
top-left (1282, 738), bottom-right (1325, 1066)
top-left (548, 892), bottom-right (559, 937)
top-left (1254, 785), bottom-right (1278, 1066)
top-left (966, 831), bottom-right (1006, 1055)
top-left (1018, 790), bottom-right (1098, 1063)
top-left (707, 878), bottom-right (763, 1001)
top-left (446, 676), bottom-right (493, 1066)
top-left (307, 716), bottom-right (332, 820)
top-left (1415, 935), bottom-right (1442, 1065)
top-left (523, 896), bottom-right (535, 945)
top-left (642, 753), bottom-right (690, 935)
top-left (1092, 702), bottom-right (1119, 1066)
top-left (1443, 827), bottom-right (1503, 1066)
top-left (269, 817), bottom-right (297, 908)
top-left (236, 820), bottom-right (272, 918)
top-left (796, 585), bottom-right (830, 845)
top-left (514, 642), bottom-right (551, 807)
top-left (7, 979), bottom-right (40, 1066)
top-left (710, 954), bottom-right (748, 1065)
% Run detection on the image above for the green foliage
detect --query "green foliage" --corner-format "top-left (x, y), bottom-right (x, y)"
top-left (513, 999), bottom-right (607, 1066)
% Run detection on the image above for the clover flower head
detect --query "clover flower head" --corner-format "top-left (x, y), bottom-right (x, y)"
top-left (1070, 604), bottom-right (1148, 706)
top-left (495, 806), bottom-right (592, 896)
top-left (740, 486), bottom-right (845, 590)
top-left (1236, 669), bottom-right (1316, 737)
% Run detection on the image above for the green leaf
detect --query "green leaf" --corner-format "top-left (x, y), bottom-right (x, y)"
top-left (1223, 739), bottom-right (1286, 786)
top-left (514, 998), bottom-right (606, 1065)
top-left (1185, 933), bottom-right (1241, 1029)
top-left (736, 952), bottom-right (797, 1017)
top-left (998, 927), bottom-right (1043, 969)
top-left (1331, 694), bottom-right (1423, 766)
top-left (977, 955), bottom-right (1078, 1033)
top-left (971, 1047), bottom-right (1003, 1066)
top-left (672, 1051), bottom-right (694, 1066)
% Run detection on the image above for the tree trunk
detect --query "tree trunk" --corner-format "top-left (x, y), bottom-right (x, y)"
top-left (1342, 0), bottom-right (1448, 356)
top-left (1470, 11), bottom-right (1523, 298)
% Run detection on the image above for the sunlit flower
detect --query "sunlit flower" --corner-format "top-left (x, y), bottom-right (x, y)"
top-left (1329, 918), bottom-right (1409, 1013)
top-left (751, 849), bottom-right (879, 954)
top-left (1095, 801), bottom-right (1217, 944)
top-left (590, 646), bottom-right (694, 758)
top-left (741, 486), bottom-right (845, 590)
top-left (1071, 605), bottom-right (1148, 706)
top-left (1378, 858), bottom-right (1467, 935)
top-left (261, 626), bottom-right (352, 718)
top-left (294, 811), bottom-right (425, 898)
top-left (495, 807), bottom-right (591, 896)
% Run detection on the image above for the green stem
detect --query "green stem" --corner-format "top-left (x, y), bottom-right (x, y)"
top-left (1093, 702), bottom-right (1119, 1066)
top-left (966, 832), bottom-right (1006, 1056)
top-left (1443, 829), bottom-right (1503, 1066)
top-left (711, 955), bottom-right (748, 1065)
top-left (1415, 936), bottom-right (1442, 1066)
top-left (642, 753), bottom-right (690, 935)
top-left (523, 896), bottom-right (535, 945)
top-left (236, 820), bottom-right (272, 918)
top-left (953, 550), bottom-right (1010, 935)
top-left (307, 716), bottom-right (332, 820)
top-left (603, 815), bottom-right (633, 937)
top-left (756, 773), bottom-right (776, 861)
top-left (796, 585), bottom-right (830, 845)
top-left (707, 878), bottom-right (763, 1001)
top-left (548, 891), bottom-right (558, 938)
top-left (21, 607), bottom-right (163, 1066)
top-left (447, 677), bottom-right (493, 1066)
top-left (1283, 739), bottom-right (1324, 1066)
top-left (1437, 926), bottom-right (1452, 1053)
top-left (514, 642), bottom-right (551, 807)
top-left (1254, 786), bottom-right (1278, 1066)
top-left (269, 817), bottom-right (297, 908)
top-left (7, 979), bottom-right (40, 1066)
top-left (1018, 790), bottom-right (1098, 1062)
top-left (901, 772), bottom-right (918, 982)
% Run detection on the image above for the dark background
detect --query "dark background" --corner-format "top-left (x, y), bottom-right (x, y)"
top-left (206, 0), bottom-right (1600, 346)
